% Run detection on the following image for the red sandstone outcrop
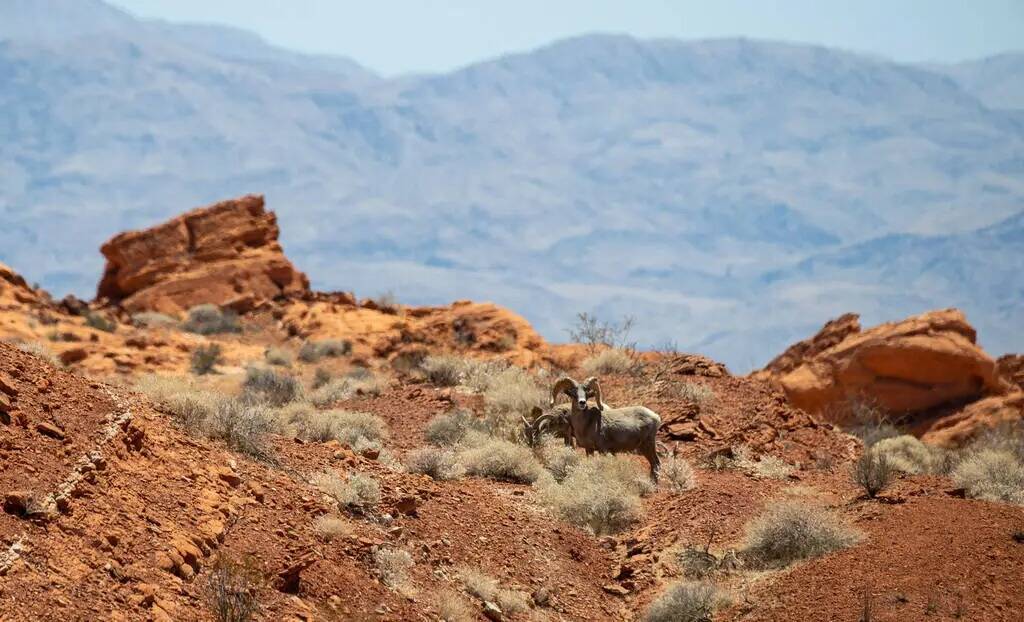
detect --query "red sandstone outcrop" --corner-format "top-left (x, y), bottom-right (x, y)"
top-left (0, 262), bottom-right (42, 307)
top-left (97, 195), bottom-right (309, 314)
top-left (920, 393), bottom-right (1024, 447)
top-left (997, 354), bottom-right (1024, 392)
top-left (757, 309), bottom-right (1007, 422)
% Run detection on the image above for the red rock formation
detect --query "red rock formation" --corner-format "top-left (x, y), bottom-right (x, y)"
top-left (0, 261), bottom-right (42, 307)
top-left (997, 354), bottom-right (1024, 392)
top-left (97, 195), bottom-right (309, 314)
top-left (758, 309), bottom-right (1006, 422)
top-left (920, 393), bottom-right (1024, 447)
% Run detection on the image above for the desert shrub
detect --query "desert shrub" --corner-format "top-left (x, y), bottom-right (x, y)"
top-left (295, 409), bottom-right (388, 449)
top-left (436, 590), bottom-right (475, 622)
top-left (309, 370), bottom-right (385, 407)
top-left (406, 447), bottom-right (465, 481)
top-left (313, 515), bottom-right (351, 542)
top-left (425, 409), bottom-right (481, 447)
top-left (643, 581), bottom-right (718, 622)
top-left (134, 375), bottom-right (218, 431)
top-left (85, 311), bottom-right (116, 333)
top-left (851, 448), bottom-right (896, 498)
top-left (676, 382), bottom-right (715, 405)
top-left (184, 304), bottom-right (242, 335)
top-left (421, 354), bottom-right (466, 387)
top-left (845, 398), bottom-right (900, 447)
top-left (968, 421), bottom-right (1024, 461)
top-left (242, 366), bottom-right (302, 407)
top-left (536, 455), bottom-right (650, 535)
top-left (131, 311), bottom-right (179, 329)
top-left (534, 436), bottom-right (581, 483)
top-left (729, 446), bottom-right (793, 479)
top-left (568, 312), bottom-right (636, 353)
top-left (741, 501), bottom-right (861, 568)
top-left (311, 367), bottom-right (332, 389)
top-left (458, 568), bottom-right (529, 615)
top-left (191, 343), bottom-right (222, 375)
top-left (313, 470), bottom-right (381, 510)
top-left (483, 366), bottom-right (546, 439)
top-left (205, 555), bottom-right (260, 622)
top-left (661, 455), bottom-right (697, 492)
top-left (460, 438), bottom-right (544, 484)
top-left (873, 435), bottom-right (940, 474)
top-left (952, 449), bottom-right (1024, 505)
top-left (16, 341), bottom-right (63, 368)
top-left (206, 399), bottom-right (275, 460)
top-left (374, 547), bottom-right (414, 589)
top-left (581, 348), bottom-right (635, 375)
top-left (461, 359), bottom-right (510, 393)
top-left (298, 339), bottom-right (351, 362)
top-left (264, 347), bottom-right (293, 367)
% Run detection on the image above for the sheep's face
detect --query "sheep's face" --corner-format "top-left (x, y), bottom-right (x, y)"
top-left (569, 384), bottom-right (588, 411)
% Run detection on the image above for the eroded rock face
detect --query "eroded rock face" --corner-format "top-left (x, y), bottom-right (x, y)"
top-left (97, 195), bottom-right (309, 314)
top-left (760, 309), bottom-right (1006, 421)
top-left (0, 261), bottom-right (42, 307)
top-left (920, 393), bottom-right (1024, 447)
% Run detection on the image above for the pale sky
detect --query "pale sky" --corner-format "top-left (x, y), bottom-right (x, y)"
top-left (111, 0), bottom-right (1024, 76)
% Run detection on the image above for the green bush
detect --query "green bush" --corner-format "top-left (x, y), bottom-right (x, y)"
top-left (851, 448), bottom-right (896, 498)
top-left (242, 366), bottom-right (302, 407)
top-left (85, 312), bottom-right (117, 333)
top-left (183, 304), bottom-right (242, 335)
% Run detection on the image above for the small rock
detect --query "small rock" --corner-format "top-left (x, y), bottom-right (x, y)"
top-left (602, 583), bottom-right (631, 596)
top-left (0, 373), bottom-right (18, 397)
top-left (482, 601), bottom-right (504, 621)
top-left (58, 347), bottom-right (88, 365)
top-left (393, 496), bottom-right (419, 516)
top-left (36, 421), bottom-right (65, 440)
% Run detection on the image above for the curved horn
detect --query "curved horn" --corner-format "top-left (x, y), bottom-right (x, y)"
top-left (582, 376), bottom-right (607, 410)
top-left (550, 377), bottom-right (579, 407)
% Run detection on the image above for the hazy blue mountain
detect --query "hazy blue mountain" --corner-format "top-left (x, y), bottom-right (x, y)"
top-left (929, 52), bottom-right (1024, 111)
top-left (1, 0), bottom-right (1021, 370)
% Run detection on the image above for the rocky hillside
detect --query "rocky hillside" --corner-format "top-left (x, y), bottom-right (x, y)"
top-left (2, 0), bottom-right (1022, 370)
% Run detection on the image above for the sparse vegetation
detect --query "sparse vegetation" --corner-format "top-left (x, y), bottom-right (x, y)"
top-left (482, 366), bottom-right (546, 439)
top-left (313, 515), bottom-right (351, 542)
top-left (581, 347), bottom-right (636, 375)
top-left (536, 454), bottom-right (651, 535)
top-left (436, 590), bottom-right (475, 622)
top-left (741, 500), bottom-right (861, 568)
top-left (406, 447), bottom-right (465, 480)
top-left (676, 382), bottom-right (716, 405)
top-left (312, 367), bottom-right (332, 389)
top-left (661, 454), bottom-right (697, 492)
top-left (205, 555), bottom-right (260, 622)
top-left (191, 343), bottom-right (222, 375)
top-left (460, 437), bottom-right (544, 484)
top-left (374, 547), bottom-right (414, 589)
top-left (294, 409), bottom-right (388, 450)
top-left (643, 581), bottom-right (719, 622)
top-left (298, 339), bottom-right (352, 363)
top-left (309, 370), bottom-right (385, 407)
top-left (568, 312), bottom-right (636, 354)
top-left (313, 470), bottom-right (381, 510)
top-left (369, 291), bottom-right (400, 314)
top-left (15, 341), bottom-right (63, 368)
top-left (84, 311), bottom-right (116, 333)
top-left (872, 435), bottom-right (941, 474)
top-left (264, 346), bottom-right (293, 367)
top-left (952, 449), bottom-right (1024, 505)
top-left (184, 304), bottom-right (242, 335)
top-left (242, 366), bottom-right (302, 407)
top-left (845, 398), bottom-right (900, 447)
top-left (425, 409), bottom-right (482, 447)
top-left (458, 567), bottom-right (529, 616)
top-left (852, 448), bottom-right (896, 498)
top-left (131, 311), bottom-right (179, 329)
top-left (729, 446), bottom-right (794, 479)
top-left (422, 354), bottom-right (466, 386)
top-left (206, 399), bottom-right (276, 460)
top-left (534, 436), bottom-right (581, 483)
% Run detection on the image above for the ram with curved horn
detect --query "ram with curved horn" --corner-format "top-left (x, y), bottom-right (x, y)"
top-left (525, 375), bottom-right (662, 481)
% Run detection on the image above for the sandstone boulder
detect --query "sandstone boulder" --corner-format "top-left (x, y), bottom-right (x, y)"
top-left (97, 195), bottom-right (309, 314)
top-left (0, 261), bottom-right (41, 307)
top-left (997, 354), bottom-right (1024, 392)
top-left (760, 309), bottom-right (1005, 421)
top-left (920, 393), bottom-right (1024, 447)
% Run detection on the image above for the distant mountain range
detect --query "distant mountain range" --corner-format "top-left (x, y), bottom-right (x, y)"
top-left (1, 0), bottom-right (1022, 370)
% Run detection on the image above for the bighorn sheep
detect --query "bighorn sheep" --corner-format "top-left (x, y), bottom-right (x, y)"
top-left (524, 376), bottom-right (662, 481)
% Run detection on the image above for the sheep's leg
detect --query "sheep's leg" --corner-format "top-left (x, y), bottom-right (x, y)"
top-left (585, 448), bottom-right (594, 456)
top-left (644, 444), bottom-right (661, 483)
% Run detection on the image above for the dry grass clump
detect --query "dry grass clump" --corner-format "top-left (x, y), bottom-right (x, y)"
top-left (482, 366), bottom-right (546, 439)
top-left (675, 382), bottom-right (716, 405)
top-left (264, 347), bottom-right (293, 367)
top-left (294, 409), bottom-right (388, 450)
top-left (206, 399), bottom-right (276, 460)
top-left (313, 470), bottom-right (381, 510)
top-left (312, 367), bottom-right (332, 389)
top-left (425, 409), bottom-right (482, 447)
top-left (952, 449), bottom-right (1024, 505)
top-left (406, 447), bottom-right (465, 481)
top-left (242, 366), bottom-right (303, 407)
top-left (872, 435), bottom-right (941, 474)
top-left (458, 568), bottom-right (529, 616)
top-left (374, 547), bottom-right (414, 589)
top-left (728, 446), bottom-right (794, 479)
top-left (851, 448), bottom-right (896, 498)
top-left (741, 500), bottom-right (861, 568)
top-left (309, 370), bottom-right (385, 407)
top-left (183, 304), bottom-right (242, 335)
top-left (661, 454), bottom-right (697, 492)
top-left (298, 339), bottom-right (352, 363)
top-left (581, 348), bottom-right (635, 375)
top-left (436, 590), bottom-right (475, 622)
top-left (131, 311), bottom-right (179, 329)
top-left (16, 341), bottom-right (63, 368)
top-left (313, 515), bottom-right (352, 542)
top-left (461, 359), bottom-right (511, 393)
top-left (204, 555), bottom-right (260, 622)
top-left (534, 436), bottom-right (581, 483)
top-left (191, 343), bottom-right (222, 375)
top-left (643, 581), bottom-right (719, 622)
top-left (422, 354), bottom-right (466, 387)
top-left (536, 454), bottom-right (650, 535)
top-left (85, 311), bottom-right (117, 333)
top-left (460, 437), bottom-right (544, 484)
top-left (969, 420), bottom-right (1024, 461)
